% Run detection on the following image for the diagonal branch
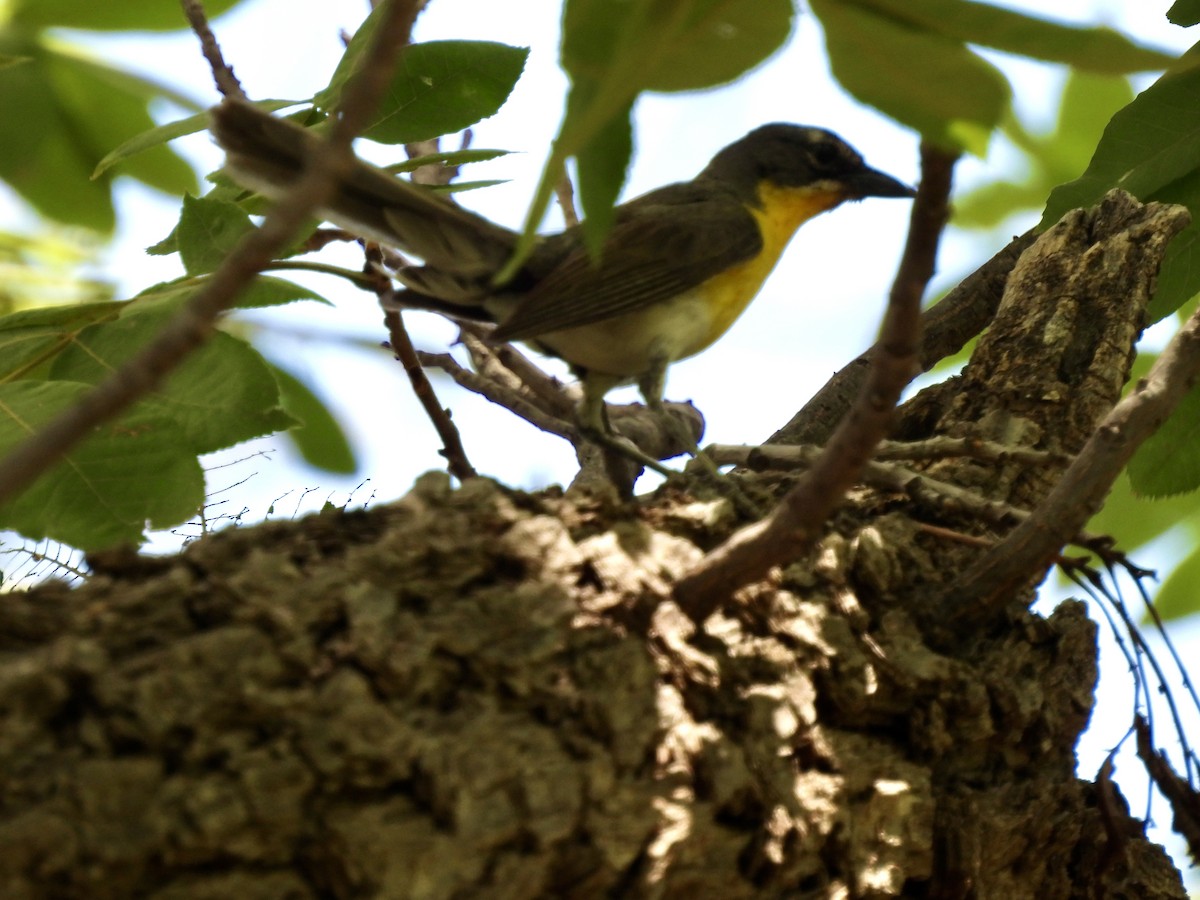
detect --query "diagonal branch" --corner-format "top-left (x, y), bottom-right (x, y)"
top-left (374, 258), bottom-right (478, 481)
top-left (180, 0), bottom-right (244, 98)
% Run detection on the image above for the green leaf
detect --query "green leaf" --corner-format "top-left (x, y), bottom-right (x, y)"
top-left (234, 276), bottom-right (332, 309)
top-left (0, 381), bottom-right (204, 549)
top-left (1087, 473), bottom-right (1200, 553)
top-left (1051, 73), bottom-right (1137, 173)
top-left (1044, 65), bottom-right (1200, 223)
top-left (574, 101), bottom-right (633, 255)
top-left (1128, 376), bottom-right (1200, 497)
top-left (859, 0), bottom-right (1175, 73)
top-left (428, 179), bottom-right (509, 194)
top-left (49, 308), bottom-right (296, 455)
top-left (0, 37), bottom-right (116, 232)
top-left (1148, 542), bottom-right (1200, 623)
top-left (133, 274), bottom-right (331, 311)
top-left (0, 302), bottom-right (124, 381)
top-left (562, 0), bottom-right (793, 94)
top-left (953, 72), bottom-right (1134, 230)
top-left (93, 110), bottom-right (211, 180)
top-left (1146, 170), bottom-right (1200, 322)
top-left (10, 0), bottom-right (246, 31)
top-left (316, 34), bottom-right (528, 144)
top-left (269, 363), bottom-right (358, 475)
top-left (93, 99), bottom-right (301, 180)
top-left (952, 179), bottom-right (1048, 230)
top-left (144, 178), bottom-right (279, 257)
top-left (43, 48), bottom-right (199, 197)
top-left (811, 0), bottom-right (1008, 154)
top-left (1043, 63), bottom-right (1200, 320)
top-left (0, 273), bottom-right (325, 388)
top-left (1168, 0), bottom-right (1200, 28)
top-left (641, 0), bottom-right (794, 92)
top-left (384, 147), bottom-right (510, 174)
top-left (0, 36), bottom-right (202, 232)
top-left (176, 194), bottom-right (257, 276)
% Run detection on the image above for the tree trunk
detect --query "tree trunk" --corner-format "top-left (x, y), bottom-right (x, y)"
top-left (0, 192), bottom-right (1188, 898)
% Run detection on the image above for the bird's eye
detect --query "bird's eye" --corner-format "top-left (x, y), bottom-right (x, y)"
top-left (810, 142), bottom-right (842, 168)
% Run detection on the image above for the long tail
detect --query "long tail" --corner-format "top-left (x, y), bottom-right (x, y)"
top-left (209, 100), bottom-right (516, 278)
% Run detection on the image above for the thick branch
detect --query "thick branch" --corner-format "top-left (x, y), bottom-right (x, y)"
top-left (941, 264), bottom-right (1200, 624)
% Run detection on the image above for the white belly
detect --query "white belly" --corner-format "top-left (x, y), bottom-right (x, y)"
top-left (528, 286), bottom-right (716, 377)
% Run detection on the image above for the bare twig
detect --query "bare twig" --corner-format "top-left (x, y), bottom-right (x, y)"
top-left (406, 130), bottom-right (471, 187)
top-left (458, 329), bottom-right (530, 396)
top-left (457, 323), bottom-right (578, 419)
top-left (555, 166), bottom-right (580, 228)
top-left (714, 441), bottom-right (1099, 552)
top-left (709, 437), bottom-right (1066, 470)
top-left (180, 0), bottom-right (244, 98)
top-left (385, 311), bottom-right (477, 479)
top-left (1136, 716), bottom-right (1200, 859)
top-left (939, 202), bottom-right (1193, 626)
top-left (674, 143), bottom-right (958, 621)
top-left (417, 351), bottom-right (576, 440)
top-left (371, 243), bottom-right (477, 480)
top-left (0, 0), bottom-right (426, 509)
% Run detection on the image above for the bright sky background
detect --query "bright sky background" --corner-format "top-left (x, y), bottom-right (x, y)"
top-left (5, 0), bottom-right (1200, 880)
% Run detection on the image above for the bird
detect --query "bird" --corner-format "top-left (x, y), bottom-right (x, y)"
top-left (211, 100), bottom-right (914, 446)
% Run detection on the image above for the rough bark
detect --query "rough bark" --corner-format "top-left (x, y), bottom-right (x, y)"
top-left (0, 192), bottom-right (1189, 898)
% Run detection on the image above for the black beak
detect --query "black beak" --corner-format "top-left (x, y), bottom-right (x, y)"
top-left (845, 165), bottom-right (916, 199)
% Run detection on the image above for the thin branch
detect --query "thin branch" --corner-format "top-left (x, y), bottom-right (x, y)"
top-left (555, 166), bottom-right (581, 228)
top-left (406, 129), bottom-right (470, 187)
top-left (458, 329), bottom-right (532, 397)
top-left (457, 323), bottom-right (578, 419)
top-left (264, 259), bottom-right (382, 289)
top-left (0, 0), bottom-right (426, 509)
top-left (417, 351), bottom-right (576, 440)
top-left (369, 242), bottom-right (476, 481)
top-left (708, 437), bottom-right (1066, 469)
top-left (714, 441), bottom-right (1105, 554)
top-left (1135, 716), bottom-right (1200, 861)
top-left (180, 0), bottom-right (244, 99)
top-left (674, 143), bottom-right (958, 622)
top-left (294, 227), bottom-right (364, 254)
top-left (384, 309), bottom-right (477, 480)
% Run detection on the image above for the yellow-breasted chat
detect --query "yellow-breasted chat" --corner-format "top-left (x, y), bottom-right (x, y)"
top-left (211, 100), bottom-right (914, 440)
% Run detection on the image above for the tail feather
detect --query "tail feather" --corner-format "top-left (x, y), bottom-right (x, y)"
top-left (395, 266), bottom-right (491, 306)
top-left (383, 288), bottom-right (499, 325)
top-left (210, 100), bottom-right (516, 273)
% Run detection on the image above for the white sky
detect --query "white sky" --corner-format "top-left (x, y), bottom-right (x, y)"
top-left (5, 0), bottom-right (1200, 880)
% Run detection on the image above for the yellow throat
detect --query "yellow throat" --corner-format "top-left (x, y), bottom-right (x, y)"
top-left (698, 182), bottom-right (847, 349)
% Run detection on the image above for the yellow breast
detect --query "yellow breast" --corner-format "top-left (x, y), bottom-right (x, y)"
top-left (693, 183), bottom-right (846, 351)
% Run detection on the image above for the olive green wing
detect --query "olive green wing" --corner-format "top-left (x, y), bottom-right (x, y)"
top-left (492, 186), bottom-right (762, 342)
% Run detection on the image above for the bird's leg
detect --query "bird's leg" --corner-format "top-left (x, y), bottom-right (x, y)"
top-left (637, 350), bottom-right (707, 462)
top-left (575, 373), bottom-right (676, 480)
top-left (637, 349), bottom-right (764, 518)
